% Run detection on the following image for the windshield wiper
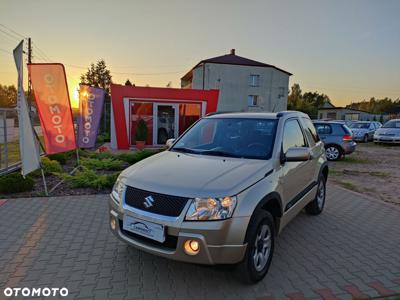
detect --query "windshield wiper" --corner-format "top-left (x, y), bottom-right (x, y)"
top-left (200, 150), bottom-right (241, 158)
top-left (171, 147), bottom-right (200, 154)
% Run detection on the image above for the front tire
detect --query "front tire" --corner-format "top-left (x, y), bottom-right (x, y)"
top-left (237, 210), bottom-right (275, 283)
top-left (305, 174), bottom-right (326, 215)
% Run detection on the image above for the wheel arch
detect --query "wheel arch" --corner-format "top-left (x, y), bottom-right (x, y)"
top-left (244, 192), bottom-right (283, 243)
top-left (319, 162), bottom-right (329, 182)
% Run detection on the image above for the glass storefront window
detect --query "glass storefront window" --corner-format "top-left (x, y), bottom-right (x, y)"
top-left (179, 103), bottom-right (201, 135)
top-left (130, 102), bottom-right (153, 145)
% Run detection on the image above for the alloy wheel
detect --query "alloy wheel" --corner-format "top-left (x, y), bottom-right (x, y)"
top-left (326, 147), bottom-right (339, 160)
top-left (317, 180), bottom-right (325, 209)
top-left (253, 224), bottom-right (272, 272)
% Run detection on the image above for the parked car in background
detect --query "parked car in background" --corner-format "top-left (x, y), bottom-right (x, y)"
top-left (331, 120), bottom-right (357, 127)
top-left (110, 111), bottom-right (328, 283)
top-left (313, 121), bottom-right (356, 161)
top-left (374, 119), bottom-right (400, 144)
top-left (349, 121), bottom-right (382, 142)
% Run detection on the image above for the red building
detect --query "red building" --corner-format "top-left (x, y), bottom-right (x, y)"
top-left (110, 84), bottom-right (219, 149)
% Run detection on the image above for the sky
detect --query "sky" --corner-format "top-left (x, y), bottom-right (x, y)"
top-left (0, 0), bottom-right (399, 108)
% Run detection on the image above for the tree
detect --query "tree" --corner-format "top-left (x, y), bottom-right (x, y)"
top-left (125, 79), bottom-right (134, 86)
top-left (80, 59), bottom-right (112, 94)
top-left (287, 83), bottom-right (302, 110)
top-left (0, 84), bottom-right (17, 108)
top-left (287, 83), bottom-right (331, 118)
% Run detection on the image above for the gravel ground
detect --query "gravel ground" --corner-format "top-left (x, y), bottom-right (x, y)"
top-left (328, 142), bottom-right (400, 205)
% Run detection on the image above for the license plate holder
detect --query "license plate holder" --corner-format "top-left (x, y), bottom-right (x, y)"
top-left (123, 215), bottom-right (165, 243)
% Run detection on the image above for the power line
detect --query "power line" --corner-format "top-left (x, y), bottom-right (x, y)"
top-left (33, 43), bottom-right (52, 62)
top-left (0, 28), bottom-right (20, 42)
top-left (0, 48), bottom-right (12, 56)
top-left (0, 24), bottom-right (26, 39)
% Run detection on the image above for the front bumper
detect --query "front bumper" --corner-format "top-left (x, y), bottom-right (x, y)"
top-left (374, 136), bottom-right (400, 144)
top-left (109, 195), bottom-right (248, 265)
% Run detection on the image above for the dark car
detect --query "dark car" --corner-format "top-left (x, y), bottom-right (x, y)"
top-left (313, 121), bottom-right (357, 161)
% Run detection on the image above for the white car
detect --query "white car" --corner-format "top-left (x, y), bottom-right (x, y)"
top-left (374, 119), bottom-right (400, 144)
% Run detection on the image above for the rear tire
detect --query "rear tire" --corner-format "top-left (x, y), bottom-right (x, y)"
top-left (236, 210), bottom-right (275, 283)
top-left (325, 145), bottom-right (342, 161)
top-left (305, 174), bottom-right (326, 215)
top-left (363, 134), bottom-right (368, 143)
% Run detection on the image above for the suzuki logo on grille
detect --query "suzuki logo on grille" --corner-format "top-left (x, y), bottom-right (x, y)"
top-left (143, 195), bottom-right (155, 208)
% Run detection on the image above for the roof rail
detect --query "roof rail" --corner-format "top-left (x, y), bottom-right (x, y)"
top-left (205, 111), bottom-right (236, 116)
top-left (276, 110), bottom-right (298, 118)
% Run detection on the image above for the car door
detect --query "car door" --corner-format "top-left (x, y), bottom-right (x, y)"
top-left (369, 123), bottom-right (376, 139)
top-left (279, 118), bottom-right (314, 213)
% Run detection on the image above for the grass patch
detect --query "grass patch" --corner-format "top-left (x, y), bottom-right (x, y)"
top-left (335, 180), bottom-right (358, 191)
top-left (328, 169), bottom-right (341, 176)
top-left (341, 156), bottom-right (368, 164)
top-left (369, 171), bottom-right (390, 178)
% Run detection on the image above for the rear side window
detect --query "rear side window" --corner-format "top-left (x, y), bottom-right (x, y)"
top-left (302, 118), bottom-right (320, 144)
top-left (282, 119), bottom-right (307, 153)
top-left (314, 123), bottom-right (332, 135)
top-left (342, 125), bottom-right (352, 135)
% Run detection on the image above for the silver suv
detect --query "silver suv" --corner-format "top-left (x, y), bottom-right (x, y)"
top-left (109, 111), bottom-right (328, 283)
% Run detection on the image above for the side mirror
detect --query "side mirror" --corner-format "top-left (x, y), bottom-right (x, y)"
top-left (284, 147), bottom-right (311, 162)
top-left (166, 138), bottom-right (175, 149)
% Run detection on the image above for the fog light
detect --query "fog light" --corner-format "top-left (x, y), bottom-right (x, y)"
top-left (184, 239), bottom-right (200, 256)
top-left (110, 217), bottom-right (117, 230)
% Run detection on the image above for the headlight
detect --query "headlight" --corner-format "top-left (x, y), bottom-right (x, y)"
top-left (112, 178), bottom-right (126, 203)
top-left (185, 196), bottom-right (237, 221)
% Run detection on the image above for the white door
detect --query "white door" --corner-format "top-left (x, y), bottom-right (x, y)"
top-left (153, 103), bottom-right (179, 145)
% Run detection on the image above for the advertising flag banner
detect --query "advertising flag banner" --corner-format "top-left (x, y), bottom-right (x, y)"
top-left (28, 63), bottom-right (77, 154)
top-left (77, 85), bottom-right (105, 148)
top-left (13, 41), bottom-right (40, 176)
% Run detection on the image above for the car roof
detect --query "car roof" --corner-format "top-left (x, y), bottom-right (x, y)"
top-left (313, 120), bottom-right (344, 125)
top-left (206, 111), bottom-right (308, 119)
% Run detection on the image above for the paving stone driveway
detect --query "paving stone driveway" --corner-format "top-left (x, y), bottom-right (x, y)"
top-left (0, 185), bottom-right (399, 300)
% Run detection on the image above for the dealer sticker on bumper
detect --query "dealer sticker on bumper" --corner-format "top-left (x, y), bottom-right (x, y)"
top-left (123, 215), bottom-right (165, 243)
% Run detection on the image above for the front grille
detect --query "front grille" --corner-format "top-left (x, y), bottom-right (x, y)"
top-left (124, 186), bottom-right (189, 217)
top-left (119, 220), bottom-right (178, 250)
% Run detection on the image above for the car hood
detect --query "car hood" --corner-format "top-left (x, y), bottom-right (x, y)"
top-left (375, 128), bottom-right (400, 135)
top-left (119, 151), bottom-right (273, 198)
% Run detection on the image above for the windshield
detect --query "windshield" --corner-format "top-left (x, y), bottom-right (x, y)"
top-left (171, 118), bottom-right (278, 159)
top-left (383, 120), bottom-right (400, 128)
top-left (350, 123), bottom-right (370, 129)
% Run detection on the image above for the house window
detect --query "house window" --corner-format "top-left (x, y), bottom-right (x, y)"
top-left (249, 75), bottom-right (260, 87)
top-left (278, 87), bottom-right (285, 98)
top-left (248, 95), bottom-right (259, 107)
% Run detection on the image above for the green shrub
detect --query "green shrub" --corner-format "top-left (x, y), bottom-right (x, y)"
top-left (96, 135), bottom-right (105, 144)
top-left (81, 157), bottom-right (125, 170)
top-left (64, 167), bottom-right (120, 190)
top-left (135, 119), bottom-right (148, 141)
top-left (41, 157), bottom-right (63, 175)
top-left (118, 149), bottom-right (160, 164)
top-left (0, 172), bottom-right (34, 194)
top-left (47, 152), bottom-right (72, 165)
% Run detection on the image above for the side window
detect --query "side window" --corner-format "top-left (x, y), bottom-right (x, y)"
top-left (302, 118), bottom-right (320, 145)
top-left (315, 124), bottom-right (332, 135)
top-left (282, 119), bottom-right (307, 153)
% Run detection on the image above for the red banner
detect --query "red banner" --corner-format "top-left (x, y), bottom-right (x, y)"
top-left (28, 63), bottom-right (76, 154)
